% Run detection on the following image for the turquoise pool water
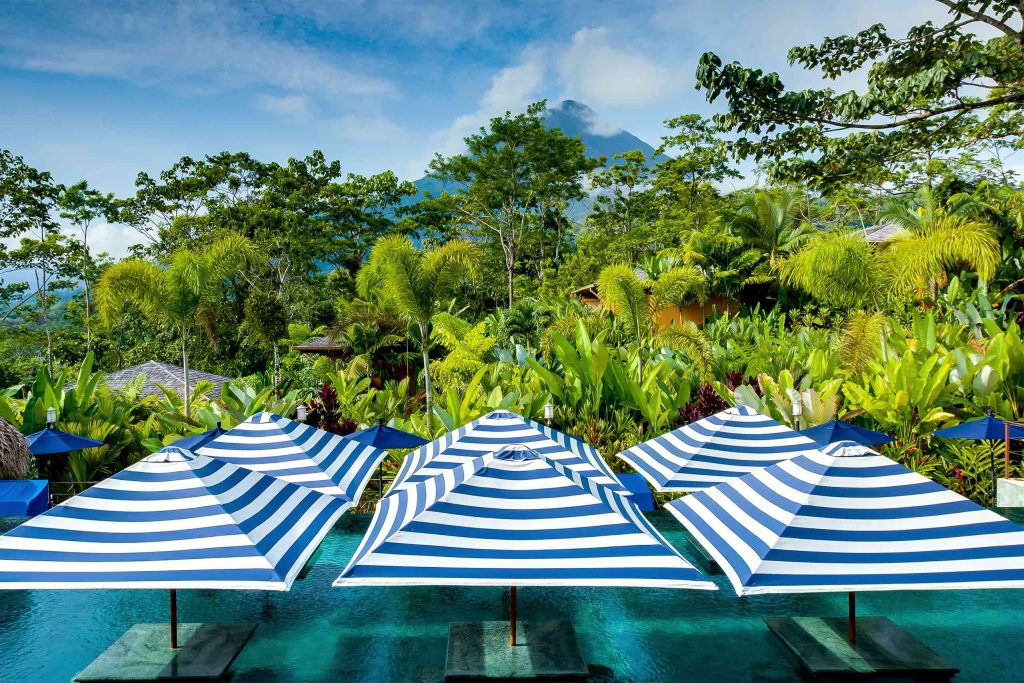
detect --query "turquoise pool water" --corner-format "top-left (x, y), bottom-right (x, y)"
top-left (1, 511), bottom-right (1023, 682)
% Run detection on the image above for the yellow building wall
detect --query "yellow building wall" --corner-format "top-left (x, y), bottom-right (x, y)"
top-left (653, 296), bottom-right (737, 328)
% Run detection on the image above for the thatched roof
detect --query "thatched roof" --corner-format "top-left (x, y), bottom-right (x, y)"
top-left (0, 418), bottom-right (30, 479)
top-left (102, 361), bottom-right (234, 399)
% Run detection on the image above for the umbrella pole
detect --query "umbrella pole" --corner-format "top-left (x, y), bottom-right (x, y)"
top-left (848, 591), bottom-right (856, 646)
top-left (509, 586), bottom-right (517, 647)
top-left (1006, 422), bottom-right (1012, 479)
top-left (169, 589), bottom-right (179, 649)
top-left (991, 442), bottom-right (997, 501)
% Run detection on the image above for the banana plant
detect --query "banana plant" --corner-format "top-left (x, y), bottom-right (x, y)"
top-left (843, 350), bottom-right (958, 443)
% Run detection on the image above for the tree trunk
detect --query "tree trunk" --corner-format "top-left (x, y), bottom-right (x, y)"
top-left (83, 276), bottom-right (92, 353)
top-left (507, 264), bottom-right (515, 308)
top-left (39, 269), bottom-right (53, 375)
top-left (181, 334), bottom-right (191, 419)
top-left (421, 328), bottom-right (433, 434)
top-left (82, 238), bottom-right (92, 354)
top-left (273, 343), bottom-right (280, 399)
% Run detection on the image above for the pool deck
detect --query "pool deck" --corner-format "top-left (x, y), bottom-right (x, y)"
top-left (766, 616), bottom-right (958, 681)
top-left (445, 620), bottom-right (588, 680)
top-left (74, 622), bottom-right (256, 682)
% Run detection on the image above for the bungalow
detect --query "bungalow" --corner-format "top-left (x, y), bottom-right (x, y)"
top-left (570, 268), bottom-right (736, 327)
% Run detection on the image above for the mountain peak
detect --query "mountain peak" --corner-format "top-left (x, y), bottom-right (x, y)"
top-left (543, 100), bottom-right (665, 167)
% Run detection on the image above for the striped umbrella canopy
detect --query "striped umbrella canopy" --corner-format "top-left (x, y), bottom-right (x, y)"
top-left (198, 412), bottom-right (386, 503)
top-left (665, 439), bottom-right (1024, 641)
top-left (616, 406), bottom-right (820, 492)
top-left (335, 443), bottom-right (713, 589)
top-left (389, 410), bottom-right (624, 495)
top-left (171, 424), bottom-right (227, 452)
top-left (0, 445), bottom-right (350, 648)
top-left (0, 446), bottom-right (349, 590)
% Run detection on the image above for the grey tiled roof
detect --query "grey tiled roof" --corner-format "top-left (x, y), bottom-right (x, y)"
top-left (861, 223), bottom-right (903, 243)
top-left (293, 336), bottom-right (343, 351)
top-left (101, 361), bottom-right (234, 399)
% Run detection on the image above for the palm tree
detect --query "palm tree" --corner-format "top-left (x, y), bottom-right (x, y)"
top-left (356, 236), bottom-right (480, 432)
top-left (596, 264), bottom-right (712, 383)
top-left (781, 191), bottom-right (1000, 310)
top-left (730, 189), bottom-right (815, 266)
top-left (779, 230), bottom-right (881, 309)
top-left (878, 187), bottom-right (999, 300)
top-left (330, 299), bottom-right (412, 380)
top-left (95, 233), bottom-right (263, 418)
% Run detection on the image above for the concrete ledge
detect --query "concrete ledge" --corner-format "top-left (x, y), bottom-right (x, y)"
top-left (445, 620), bottom-right (588, 681)
top-left (75, 622), bottom-right (257, 681)
top-left (997, 478), bottom-right (1024, 507)
top-left (765, 616), bottom-right (957, 681)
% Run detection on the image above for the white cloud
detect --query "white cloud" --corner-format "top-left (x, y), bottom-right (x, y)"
top-left (257, 94), bottom-right (311, 117)
top-left (87, 221), bottom-right (144, 260)
top-left (552, 101), bottom-right (623, 137)
top-left (557, 27), bottom-right (680, 107)
top-left (330, 114), bottom-right (406, 142)
top-left (0, 3), bottom-right (395, 102)
top-left (413, 47), bottom-right (548, 176)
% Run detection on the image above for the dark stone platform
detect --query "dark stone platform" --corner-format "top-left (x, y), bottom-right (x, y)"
top-left (445, 620), bottom-right (588, 681)
top-left (765, 616), bottom-right (958, 681)
top-left (75, 623), bottom-right (257, 682)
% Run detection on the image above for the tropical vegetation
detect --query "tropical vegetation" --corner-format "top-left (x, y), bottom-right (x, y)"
top-left (2, 0), bottom-right (1024, 508)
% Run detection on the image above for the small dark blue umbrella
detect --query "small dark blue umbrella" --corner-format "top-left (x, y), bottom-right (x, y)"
top-left (933, 413), bottom-right (1024, 498)
top-left (347, 422), bottom-right (428, 495)
top-left (25, 427), bottom-right (103, 456)
top-left (347, 423), bottom-right (428, 450)
top-left (933, 415), bottom-right (1024, 441)
top-left (171, 424), bottom-right (227, 452)
top-left (26, 426), bottom-right (104, 487)
top-left (801, 419), bottom-right (894, 448)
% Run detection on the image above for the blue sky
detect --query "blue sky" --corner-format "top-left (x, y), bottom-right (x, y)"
top-left (0, 0), bottom-right (947, 256)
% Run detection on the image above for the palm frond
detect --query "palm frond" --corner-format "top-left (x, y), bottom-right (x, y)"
top-left (654, 323), bottom-right (714, 381)
top-left (596, 264), bottom-right (650, 343)
top-left (840, 310), bottom-right (887, 375)
top-left (650, 266), bottom-right (708, 308)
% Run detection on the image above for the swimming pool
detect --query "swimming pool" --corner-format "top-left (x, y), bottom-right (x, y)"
top-left (1, 512), bottom-right (1022, 681)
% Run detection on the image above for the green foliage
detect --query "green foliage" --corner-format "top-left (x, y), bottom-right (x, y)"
top-left (695, 2), bottom-right (1024, 187)
top-left (427, 101), bottom-right (601, 306)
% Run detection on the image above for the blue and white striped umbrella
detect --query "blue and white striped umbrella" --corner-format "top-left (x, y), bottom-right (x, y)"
top-left (617, 406), bottom-right (820, 492)
top-left (0, 446), bottom-right (349, 590)
top-left (199, 412), bottom-right (386, 503)
top-left (335, 445), bottom-right (714, 589)
top-left (389, 410), bottom-right (624, 495)
top-left (666, 440), bottom-right (1024, 595)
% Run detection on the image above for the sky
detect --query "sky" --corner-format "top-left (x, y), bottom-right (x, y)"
top-left (0, 0), bottom-right (953, 257)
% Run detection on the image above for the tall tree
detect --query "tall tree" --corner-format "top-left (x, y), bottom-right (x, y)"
top-left (428, 101), bottom-right (600, 306)
top-left (356, 236), bottom-right (480, 432)
top-left (0, 150), bottom-right (67, 370)
top-left (95, 233), bottom-right (263, 418)
top-left (58, 182), bottom-right (115, 353)
top-left (694, 1), bottom-right (1024, 187)
top-left (655, 114), bottom-right (740, 210)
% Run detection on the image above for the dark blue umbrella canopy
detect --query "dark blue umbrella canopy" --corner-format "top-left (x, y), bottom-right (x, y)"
top-left (933, 415), bottom-right (1024, 441)
top-left (800, 419), bottom-right (894, 448)
top-left (25, 427), bottom-right (103, 455)
top-left (347, 423), bottom-right (428, 450)
top-left (171, 425), bottom-right (227, 451)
